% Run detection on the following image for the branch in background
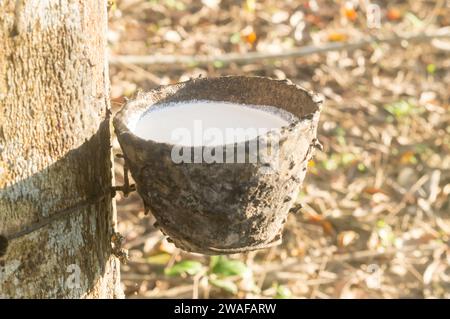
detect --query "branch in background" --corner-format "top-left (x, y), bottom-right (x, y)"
top-left (109, 31), bottom-right (450, 66)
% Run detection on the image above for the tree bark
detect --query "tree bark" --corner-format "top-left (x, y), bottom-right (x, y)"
top-left (0, 1), bottom-right (122, 298)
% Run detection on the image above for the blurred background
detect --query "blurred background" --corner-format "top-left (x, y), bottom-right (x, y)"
top-left (108, 0), bottom-right (450, 298)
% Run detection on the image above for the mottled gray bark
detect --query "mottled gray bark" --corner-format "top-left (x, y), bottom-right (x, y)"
top-left (0, 0), bottom-right (122, 298)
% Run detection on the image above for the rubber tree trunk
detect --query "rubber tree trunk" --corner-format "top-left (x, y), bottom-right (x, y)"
top-left (0, 1), bottom-right (122, 298)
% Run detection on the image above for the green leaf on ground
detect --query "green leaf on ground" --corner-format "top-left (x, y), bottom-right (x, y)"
top-left (384, 100), bottom-right (417, 118)
top-left (230, 32), bottom-right (241, 44)
top-left (275, 285), bottom-right (292, 299)
top-left (209, 278), bottom-right (238, 294)
top-left (426, 63), bottom-right (436, 75)
top-left (210, 256), bottom-right (248, 277)
top-left (404, 12), bottom-right (424, 28)
top-left (164, 260), bottom-right (203, 276)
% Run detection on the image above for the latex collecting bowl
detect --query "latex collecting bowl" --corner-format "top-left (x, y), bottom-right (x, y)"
top-left (113, 76), bottom-right (322, 254)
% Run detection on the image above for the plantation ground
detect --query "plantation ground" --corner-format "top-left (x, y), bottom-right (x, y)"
top-left (109, 0), bottom-right (450, 298)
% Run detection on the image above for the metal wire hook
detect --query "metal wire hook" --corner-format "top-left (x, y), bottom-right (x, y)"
top-left (111, 154), bottom-right (136, 198)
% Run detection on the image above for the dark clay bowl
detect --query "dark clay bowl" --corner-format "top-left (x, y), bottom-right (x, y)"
top-left (113, 76), bottom-right (322, 254)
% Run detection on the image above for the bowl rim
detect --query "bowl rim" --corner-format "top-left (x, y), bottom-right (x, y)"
top-left (113, 75), bottom-right (323, 150)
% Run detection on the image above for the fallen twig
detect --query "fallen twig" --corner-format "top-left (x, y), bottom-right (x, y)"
top-left (109, 31), bottom-right (450, 66)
